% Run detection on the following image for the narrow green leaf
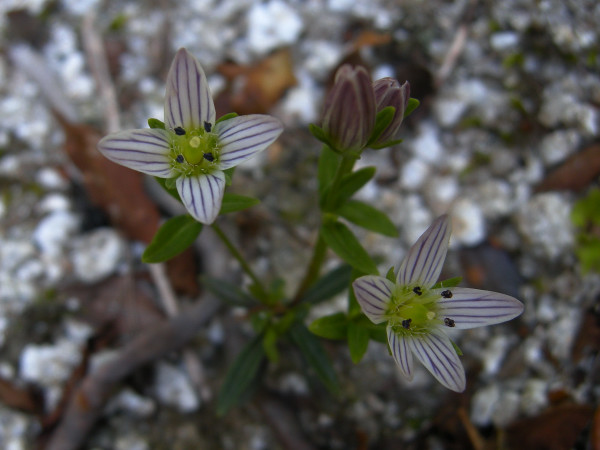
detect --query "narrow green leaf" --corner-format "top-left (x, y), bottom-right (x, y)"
top-left (217, 333), bottom-right (265, 415)
top-left (369, 138), bottom-right (403, 150)
top-left (201, 275), bottom-right (256, 306)
top-left (324, 167), bottom-right (376, 211)
top-left (367, 106), bottom-right (395, 147)
top-left (317, 145), bottom-right (341, 196)
top-left (321, 221), bottom-right (378, 275)
top-left (309, 312), bottom-right (348, 340)
top-left (142, 215), bottom-right (202, 263)
top-left (155, 177), bottom-right (182, 203)
top-left (347, 320), bottom-right (370, 363)
top-left (404, 98), bottom-right (420, 118)
top-left (301, 265), bottom-right (352, 304)
top-left (309, 123), bottom-right (336, 149)
top-left (337, 200), bottom-right (398, 237)
top-left (431, 276), bottom-right (463, 290)
top-left (220, 193), bottom-right (260, 214)
top-left (289, 322), bottom-right (340, 394)
top-left (148, 118), bottom-right (165, 129)
top-left (262, 327), bottom-right (280, 363)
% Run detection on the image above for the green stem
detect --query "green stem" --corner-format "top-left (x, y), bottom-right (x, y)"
top-left (212, 223), bottom-right (268, 300)
top-left (292, 153), bottom-right (358, 302)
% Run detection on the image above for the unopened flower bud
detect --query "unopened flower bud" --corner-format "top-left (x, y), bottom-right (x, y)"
top-left (371, 78), bottom-right (410, 146)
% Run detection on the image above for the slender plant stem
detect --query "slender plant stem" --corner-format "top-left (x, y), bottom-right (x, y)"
top-left (292, 153), bottom-right (358, 302)
top-left (212, 223), bottom-right (268, 299)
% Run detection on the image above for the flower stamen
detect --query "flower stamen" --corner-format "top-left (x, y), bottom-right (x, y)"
top-left (174, 126), bottom-right (186, 135)
top-left (413, 286), bottom-right (423, 296)
top-left (441, 290), bottom-right (453, 298)
top-left (444, 317), bottom-right (455, 327)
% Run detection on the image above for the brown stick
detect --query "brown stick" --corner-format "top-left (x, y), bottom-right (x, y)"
top-left (44, 296), bottom-right (220, 450)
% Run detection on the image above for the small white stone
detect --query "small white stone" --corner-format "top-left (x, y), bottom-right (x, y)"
top-left (38, 193), bottom-right (71, 214)
top-left (490, 32), bottom-right (520, 51)
top-left (35, 167), bottom-right (67, 190)
top-left (70, 228), bottom-right (125, 283)
top-left (246, 0), bottom-right (303, 55)
top-left (539, 130), bottom-right (581, 166)
top-left (154, 362), bottom-right (199, 413)
top-left (481, 335), bottom-right (510, 376)
top-left (471, 384), bottom-right (500, 426)
top-left (473, 179), bottom-right (513, 218)
top-left (399, 157), bottom-right (430, 190)
top-left (433, 97), bottom-right (468, 128)
top-left (450, 198), bottom-right (486, 246)
top-left (520, 379), bottom-right (549, 416)
top-left (278, 372), bottom-right (309, 395)
top-left (491, 390), bottom-right (520, 427)
top-left (20, 339), bottom-right (82, 385)
top-left (106, 389), bottom-right (156, 418)
top-left (32, 211), bottom-right (80, 257)
top-left (410, 121), bottom-right (443, 163)
top-left (424, 175), bottom-right (459, 211)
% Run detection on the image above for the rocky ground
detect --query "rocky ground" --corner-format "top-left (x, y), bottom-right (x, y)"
top-left (1, 0), bottom-right (599, 449)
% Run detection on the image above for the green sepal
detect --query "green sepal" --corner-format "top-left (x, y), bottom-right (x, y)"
top-left (201, 275), bottom-right (256, 306)
top-left (155, 177), bottom-right (182, 203)
top-left (451, 339), bottom-right (463, 356)
top-left (347, 320), bottom-right (370, 363)
top-left (289, 322), bottom-right (340, 395)
top-left (369, 138), bottom-right (404, 150)
top-left (321, 221), bottom-right (378, 275)
top-left (322, 166), bottom-right (376, 211)
top-left (347, 273), bottom-right (362, 317)
top-left (317, 145), bottom-right (341, 197)
top-left (217, 333), bottom-right (266, 415)
top-left (220, 193), bottom-right (260, 214)
top-left (148, 118), bottom-right (166, 129)
top-left (215, 112), bottom-right (239, 125)
top-left (309, 312), bottom-right (348, 340)
top-left (431, 276), bottom-right (463, 290)
top-left (404, 98), bottom-right (420, 118)
top-left (142, 215), bottom-right (203, 263)
top-left (385, 266), bottom-right (396, 283)
top-left (301, 265), bottom-right (352, 305)
top-left (309, 123), bottom-right (337, 151)
top-left (223, 167), bottom-right (235, 186)
top-left (366, 106), bottom-right (395, 147)
top-left (336, 200), bottom-right (398, 237)
top-left (165, 177), bottom-right (177, 189)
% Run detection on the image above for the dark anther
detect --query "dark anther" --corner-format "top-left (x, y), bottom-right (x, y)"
top-left (401, 319), bottom-right (412, 329)
top-left (441, 290), bottom-right (453, 298)
top-left (413, 286), bottom-right (423, 296)
top-left (203, 152), bottom-right (214, 162)
top-left (174, 126), bottom-right (186, 135)
top-left (175, 154), bottom-right (184, 163)
top-left (204, 121), bottom-right (212, 132)
top-left (444, 318), bottom-right (455, 327)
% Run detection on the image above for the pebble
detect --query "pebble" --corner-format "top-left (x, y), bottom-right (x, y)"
top-left (32, 210), bottom-right (80, 257)
top-left (450, 198), bottom-right (486, 246)
top-left (69, 228), bottom-right (126, 284)
top-left (246, 0), bottom-right (304, 55)
top-left (410, 121), bottom-right (443, 164)
top-left (105, 389), bottom-right (156, 418)
top-left (153, 362), bottom-right (200, 413)
top-left (538, 129), bottom-right (581, 166)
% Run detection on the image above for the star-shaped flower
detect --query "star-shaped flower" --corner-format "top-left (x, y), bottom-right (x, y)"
top-left (98, 48), bottom-right (283, 224)
top-left (352, 215), bottom-right (524, 392)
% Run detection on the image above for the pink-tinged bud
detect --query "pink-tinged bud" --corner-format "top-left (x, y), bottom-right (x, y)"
top-left (320, 65), bottom-right (376, 153)
top-left (372, 78), bottom-right (410, 145)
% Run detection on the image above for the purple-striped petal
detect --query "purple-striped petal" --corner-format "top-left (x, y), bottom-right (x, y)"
top-left (397, 215), bottom-right (451, 288)
top-left (409, 329), bottom-right (466, 392)
top-left (436, 288), bottom-right (524, 330)
top-left (97, 129), bottom-right (175, 178)
top-left (165, 48), bottom-right (215, 131)
top-left (387, 326), bottom-right (414, 380)
top-left (176, 172), bottom-right (225, 224)
top-left (215, 115), bottom-right (283, 170)
top-left (352, 276), bottom-right (394, 324)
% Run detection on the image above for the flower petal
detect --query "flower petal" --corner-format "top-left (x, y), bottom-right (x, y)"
top-left (97, 129), bottom-right (175, 178)
top-left (409, 329), bottom-right (466, 392)
top-left (176, 171), bottom-right (225, 224)
top-left (352, 276), bottom-right (394, 324)
top-left (215, 115), bottom-right (283, 170)
top-left (436, 288), bottom-right (524, 329)
top-left (397, 215), bottom-right (451, 288)
top-left (165, 48), bottom-right (215, 131)
top-left (387, 326), bottom-right (414, 380)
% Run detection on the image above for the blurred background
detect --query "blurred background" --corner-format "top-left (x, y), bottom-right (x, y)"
top-left (0, 0), bottom-right (599, 448)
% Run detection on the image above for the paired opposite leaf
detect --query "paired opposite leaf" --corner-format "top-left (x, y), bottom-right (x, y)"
top-left (336, 200), bottom-right (398, 237)
top-left (301, 265), bottom-right (352, 304)
top-left (323, 167), bottom-right (376, 211)
top-left (318, 145), bottom-right (341, 196)
top-left (347, 320), bottom-right (370, 363)
top-left (142, 215), bottom-right (203, 263)
top-left (309, 312), bottom-right (348, 340)
top-left (220, 193), bottom-right (260, 214)
top-left (321, 221), bottom-right (378, 275)
top-left (217, 333), bottom-right (266, 415)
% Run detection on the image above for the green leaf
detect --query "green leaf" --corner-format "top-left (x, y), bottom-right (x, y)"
top-left (216, 112), bottom-right (238, 124)
top-left (142, 215), bottom-right (203, 263)
top-left (450, 339), bottom-right (463, 356)
top-left (431, 276), bottom-right (463, 290)
top-left (404, 98), bottom-right (420, 118)
top-left (336, 200), bottom-right (398, 237)
top-left (323, 167), bottom-right (376, 211)
top-left (223, 167), bottom-right (235, 186)
top-left (367, 106), bottom-right (395, 147)
top-left (318, 145), bottom-right (341, 196)
top-left (201, 275), bottom-right (256, 306)
top-left (301, 265), bottom-right (352, 304)
top-left (155, 177), bottom-right (182, 203)
top-left (289, 322), bottom-right (340, 394)
top-left (262, 327), bottom-right (280, 362)
top-left (347, 320), bottom-right (370, 363)
top-left (220, 193), bottom-right (260, 214)
top-left (309, 312), bottom-right (348, 340)
top-left (321, 221), bottom-right (378, 275)
top-left (385, 266), bottom-right (396, 283)
top-left (217, 333), bottom-right (265, 415)
top-left (148, 118), bottom-right (165, 129)
top-left (369, 138), bottom-right (403, 150)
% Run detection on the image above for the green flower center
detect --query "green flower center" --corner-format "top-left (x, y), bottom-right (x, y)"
top-left (169, 124), bottom-right (220, 176)
top-left (387, 285), bottom-right (439, 334)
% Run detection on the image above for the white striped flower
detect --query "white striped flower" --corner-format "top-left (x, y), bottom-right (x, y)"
top-left (352, 215), bottom-right (524, 392)
top-left (98, 48), bottom-right (283, 224)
